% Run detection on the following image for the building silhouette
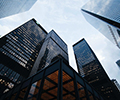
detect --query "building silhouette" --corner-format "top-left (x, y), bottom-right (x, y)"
top-left (0, 0), bottom-right (37, 19)
top-left (0, 58), bottom-right (104, 100)
top-left (73, 38), bottom-right (120, 100)
top-left (81, 0), bottom-right (120, 49)
top-left (0, 18), bottom-right (47, 95)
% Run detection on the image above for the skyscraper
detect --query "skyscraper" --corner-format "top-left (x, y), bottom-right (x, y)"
top-left (0, 0), bottom-right (37, 18)
top-left (73, 38), bottom-right (120, 100)
top-left (29, 29), bottom-right (69, 76)
top-left (0, 18), bottom-right (69, 95)
top-left (0, 18), bottom-right (47, 95)
top-left (81, 0), bottom-right (120, 49)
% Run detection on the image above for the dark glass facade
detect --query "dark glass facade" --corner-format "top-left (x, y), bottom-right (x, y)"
top-left (0, 0), bottom-right (37, 18)
top-left (0, 19), bottom-right (47, 95)
top-left (29, 30), bottom-right (69, 76)
top-left (0, 58), bottom-right (104, 100)
top-left (73, 38), bottom-right (120, 100)
top-left (81, 0), bottom-right (120, 49)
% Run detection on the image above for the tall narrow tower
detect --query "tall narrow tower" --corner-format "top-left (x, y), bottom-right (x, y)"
top-left (73, 38), bottom-right (120, 100)
top-left (30, 29), bottom-right (69, 76)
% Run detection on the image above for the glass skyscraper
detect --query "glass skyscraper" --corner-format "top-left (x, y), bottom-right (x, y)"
top-left (0, 0), bottom-right (37, 18)
top-left (0, 18), bottom-right (69, 95)
top-left (73, 38), bottom-right (120, 100)
top-left (81, 0), bottom-right (120, 49)
top-left (29, 29), bottom-right (69, 76)
top-left (0, 18), bottom-right (47, 95)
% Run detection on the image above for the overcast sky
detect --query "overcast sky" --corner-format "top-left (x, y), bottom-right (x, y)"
top-left (0, 0), bottom-right (120, 84)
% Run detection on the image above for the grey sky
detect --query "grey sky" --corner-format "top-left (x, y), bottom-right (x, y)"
top-left (0, 0), bottom-right (120, 84)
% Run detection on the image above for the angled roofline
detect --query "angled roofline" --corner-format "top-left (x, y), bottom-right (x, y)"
top-left (32, 18), bottom-right (48, 34)
top-left (73, 38), bottom-right (85, 47)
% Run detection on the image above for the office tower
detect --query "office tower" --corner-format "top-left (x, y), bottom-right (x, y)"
top-left (0, 18), bottom-right (47, 95)
top-left (73, 38), bottom-right (120, 100)
top-left (111, 79), bottom-right (120, 92)
top-left (116, 60), bottom-right (120, 68)
top-left (30, 29), bottom-right (69, 76)
top-left (0, 0), bottom-right (37, 18)
top-left (0, 58), bottom-right (104, 100)
top-left (81, 0), bottom-right (120, 49)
